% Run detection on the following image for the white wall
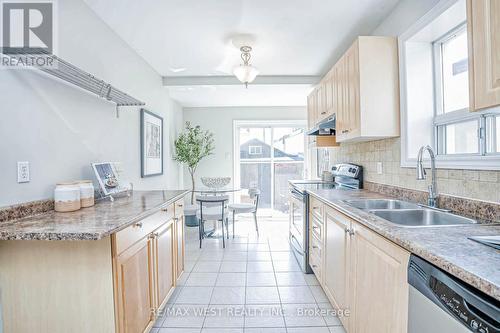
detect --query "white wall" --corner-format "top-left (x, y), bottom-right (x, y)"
top-left (0, 0), bottom-right (183, 207)
top-left (371, 0), bottom-right (441, 36)
top-left (182, 106), bottom-right (306, 188)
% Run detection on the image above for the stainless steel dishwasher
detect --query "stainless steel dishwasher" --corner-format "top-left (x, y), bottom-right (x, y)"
top-left (408, 255), bottom-right (499, 333)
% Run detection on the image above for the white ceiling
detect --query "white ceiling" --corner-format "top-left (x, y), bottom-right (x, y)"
top-left (84, 0), bottom-right (400, 107)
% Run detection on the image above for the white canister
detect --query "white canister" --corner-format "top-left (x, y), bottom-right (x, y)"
top-left (78, 180), bottom-right (95, 208)
top-left (54, 182), bottom-right (81, 212)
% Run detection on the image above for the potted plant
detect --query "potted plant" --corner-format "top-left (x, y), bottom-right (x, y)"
top-left (174, 122), bottom-right (215, 204)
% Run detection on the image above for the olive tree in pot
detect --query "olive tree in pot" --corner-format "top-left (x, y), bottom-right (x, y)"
top-left (174, 122), bottom-right (215, 204)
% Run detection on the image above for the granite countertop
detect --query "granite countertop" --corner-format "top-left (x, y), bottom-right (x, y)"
top-left (306, 188), bottom-right (500, 301)
top-left (0, 190), bottom-right (188, 241)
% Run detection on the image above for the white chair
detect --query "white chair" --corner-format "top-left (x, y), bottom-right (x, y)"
top-left (196, 194), bottom-right (229, 248)
top-left (228, 189), bottom-right (260, 237)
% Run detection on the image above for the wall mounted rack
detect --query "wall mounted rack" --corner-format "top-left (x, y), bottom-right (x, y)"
top-left (2, 48), bottom-right (145, 118)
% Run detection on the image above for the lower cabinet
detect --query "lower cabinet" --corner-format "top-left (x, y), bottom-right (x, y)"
top-left (175, 201), bottom-right (185, 279)
top-left (154, 221), bottom-right (175, 310)
top-left (349, 222), bottom-right (409, 333)
top-left (113, 199), bottom-right (185, 333)
top-left (324, 206), bottom-right (351, 330)
top-left (114, 237), bottom-right (155, 333)
top-left (310, 197), bottom-right (410, 333)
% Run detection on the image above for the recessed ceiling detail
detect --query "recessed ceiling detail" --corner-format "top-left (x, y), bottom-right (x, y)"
top-left (84, 0), bottom-right (400, 106)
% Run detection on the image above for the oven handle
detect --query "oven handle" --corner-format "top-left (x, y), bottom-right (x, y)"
top-left (290, 233), bottom-right (304, 255)
top-left (290, 189), bottom-right (304, 201)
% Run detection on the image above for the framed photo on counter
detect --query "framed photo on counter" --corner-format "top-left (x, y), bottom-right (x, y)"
top-left (140, 109), bottom-right (163, 177)
top-left (91, 162), bottom-right (129, 196)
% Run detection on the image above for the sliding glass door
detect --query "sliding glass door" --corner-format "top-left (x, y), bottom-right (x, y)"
top-left (234, 121), bottom-right (306, 216)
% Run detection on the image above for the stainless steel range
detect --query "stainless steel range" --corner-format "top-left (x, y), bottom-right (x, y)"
top-left (288, 163), bottom-right (363, 273)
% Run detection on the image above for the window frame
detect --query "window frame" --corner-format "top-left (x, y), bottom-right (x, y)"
top-left (398, 0), bottom-right (500, 170)
top-left (248, 145), bottom-right (263, 155)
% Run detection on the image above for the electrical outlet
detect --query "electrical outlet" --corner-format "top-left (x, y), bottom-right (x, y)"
top-left (17, 161), bottom-right (30, 183)
top-left (376, 162), bottom-right (383, 175)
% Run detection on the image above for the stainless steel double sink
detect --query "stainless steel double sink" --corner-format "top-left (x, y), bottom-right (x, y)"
top-left (343, 199), bottom-right (477, 227)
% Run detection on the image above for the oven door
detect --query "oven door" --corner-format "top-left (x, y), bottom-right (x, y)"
top-left (289, 189), bottom-right (305, 246)
top-left (288, 188), bottom-right (311, 273)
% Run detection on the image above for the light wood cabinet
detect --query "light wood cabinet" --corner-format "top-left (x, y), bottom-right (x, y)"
top-left (308, 197), bottom-right (410, 333)
top-left (336, 37), bottom-right (398, 142)
top-left (306, 36), bottom-right (399, 144)
top-left (113, 198), bottom-right (186, 333)
top-left (349, 222), bottom-right (410, 333)
top-left (154, 221), bottom-right (175, 310)
top-left (467, 0), bottom-right (500, 111)
top-left (114, 237), bottom-right (155, 333)
top-left (323, 206), bottom-right (351, 330)
top-left (175, 201), bottom-right (185, 279)
top-left (307, 89), bottom-right (318, 130)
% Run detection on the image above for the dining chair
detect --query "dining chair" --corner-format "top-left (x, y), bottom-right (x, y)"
top-left (196, 194), bottom-right (229, 248)
top-left (228, 188), bottom-right (260, 237)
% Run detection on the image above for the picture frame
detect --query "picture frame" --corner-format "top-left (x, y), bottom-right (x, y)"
top-left (91, 162), bottom-right (129, 197)
top-left (140, 109), bottom-right (164, 177)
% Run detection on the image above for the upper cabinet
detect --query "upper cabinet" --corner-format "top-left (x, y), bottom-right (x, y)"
top-left (467, 0), bottom-right (500, 111)
top-left (306, 36), bottom-right (400, 143)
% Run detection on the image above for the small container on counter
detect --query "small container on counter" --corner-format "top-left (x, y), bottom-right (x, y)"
top-left (78, 180), bottom-right (95, 208)
top-left (54, 182), bottom-right (81, 212)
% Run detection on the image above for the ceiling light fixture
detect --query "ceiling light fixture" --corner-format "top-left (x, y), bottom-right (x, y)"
top-left (233, 46), bottom-right (259, 88)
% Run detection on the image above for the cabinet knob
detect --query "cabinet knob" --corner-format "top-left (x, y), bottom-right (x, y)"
top-left (312, 264), bottom-right (318, 268)
top-left (344, 227), bottom-right (350, 233)
top-left (154, 232), bottom-right (160, 238)
top-left (162, 207), bottom-right (168, 212)
top-left (134, 222), bottom-right (143, 228)
top-left (177, 204), bottom-right (184, 207)
top-left (312, 245), bottom-right (318, 249)
top-left (349, 228), bottom-right (355, 236)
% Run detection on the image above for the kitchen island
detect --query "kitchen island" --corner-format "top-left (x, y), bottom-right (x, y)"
top-left (0, 190), bottom-right (188, 333)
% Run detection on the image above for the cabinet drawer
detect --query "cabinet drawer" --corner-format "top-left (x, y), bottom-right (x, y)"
top-left (310, 242), bottom-right (322, 261)
top-left (310, 233), bottom-right (323, 253)
top-left (309, 251), bottom-right (322, 278)
top-left (311, 216), bottom-right (323, 240)
top-left (114, 205), bottom-right (174, 255)
top-left (310, 197), bottom-right (324, 220)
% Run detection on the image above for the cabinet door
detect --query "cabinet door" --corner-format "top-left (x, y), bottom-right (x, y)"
top-left (338, 41), bottom-right (360, 142)
top-left (175, 215), bottom-right (185, 279)
top-left (154, 221), bottom-right (175, 310)
top-left (325, 72), bottom-right (334, 115)
top-left (323, 206), bottom-right (351, 330)
top-left (468, 0), bottom-right (500, 111)
top-left (335, 57), bottom-right (346, 136)
top-left (307, 90), bottom-right (317, 130)
top-left (115, 237), bottom-right (155, 333)
top-left (350, 222), bottom-right (410, 333)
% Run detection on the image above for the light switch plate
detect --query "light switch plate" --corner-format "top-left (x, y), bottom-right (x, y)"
top-left (376, 162), bottom-right (383, 175)
top-left (17, 161), bottom-right (30, 183)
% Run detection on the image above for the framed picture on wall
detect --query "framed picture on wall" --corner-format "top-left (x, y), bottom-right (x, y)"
top-left (141, 109), bottom-right (163, 177)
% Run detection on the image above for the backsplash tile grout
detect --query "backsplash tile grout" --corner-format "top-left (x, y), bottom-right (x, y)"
top-left (326, 137), bottom-right (500, 204)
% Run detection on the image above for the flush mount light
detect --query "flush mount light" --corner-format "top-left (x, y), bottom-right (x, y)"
top-left (233, 46), bottom-right (259, 88)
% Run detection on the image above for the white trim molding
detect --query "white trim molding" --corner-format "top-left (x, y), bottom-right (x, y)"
top-left (398, 0), bottom-right (500, 171)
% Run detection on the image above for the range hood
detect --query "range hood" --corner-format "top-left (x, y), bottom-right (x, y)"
top-left (306, 115), bottom-right (336, 136)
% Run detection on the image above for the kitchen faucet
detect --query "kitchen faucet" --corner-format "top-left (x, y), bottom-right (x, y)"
top-left (416, 145), bottom-right (437, 207)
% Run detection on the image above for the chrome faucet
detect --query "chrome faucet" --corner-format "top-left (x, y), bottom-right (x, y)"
top-left (416, 145), bottom-right (437, 207)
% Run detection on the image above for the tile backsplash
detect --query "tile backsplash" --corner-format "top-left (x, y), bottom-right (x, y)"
top-left (326, 137), bottom-right (500, 203)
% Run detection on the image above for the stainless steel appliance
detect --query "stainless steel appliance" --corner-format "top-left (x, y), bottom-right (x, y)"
top-left (408, 255), bottom-right (500, 333)
top-left (288, 163), bottom-right (363, 273)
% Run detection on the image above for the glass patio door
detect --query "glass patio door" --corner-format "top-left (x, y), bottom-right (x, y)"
top-left (234, 121), bottom-right (306, 216)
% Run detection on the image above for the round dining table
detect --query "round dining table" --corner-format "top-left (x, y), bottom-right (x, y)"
top-left (192, 187), bottom-right (241, 238)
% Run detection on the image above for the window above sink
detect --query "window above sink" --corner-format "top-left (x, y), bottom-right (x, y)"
top-left (399, 0), bottom-right (500, 170)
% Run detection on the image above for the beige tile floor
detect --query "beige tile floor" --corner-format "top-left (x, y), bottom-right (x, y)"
top-left (151, 214), bottom-right (347, 333)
